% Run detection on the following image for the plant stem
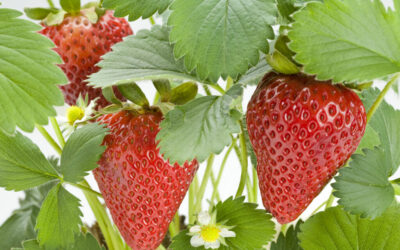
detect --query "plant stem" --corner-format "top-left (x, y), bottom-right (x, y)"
top-left (210, 171), bottom-right (221, 203)
top-left (169, 212), bottom-right (180, 238)
top-left (367, 73), bottom-right (400, 122)
top-left (311, 201), bottom-right (328, 215)
top-left (203, 84), bottom-right (212, 96)
top-left (209, 83), bottom-right (226, 95)
top-left (67, 182), bottom-right (103, 197)
top-left (210, 142), bottom-right (235, 202)
top-left (193, 154), bottom-right (215, 214)
top-left (36, 124), bottom-right (62, 155)
top-left (47, 0), bottom-right (55, 8)
top-left (246, 174), bottom-right (254, 202)
top-left (325, 193), bottom-right (335, 209)
top-left (235, 123), bottom-right (249, 198)
top-left (81, 180), bottom-right (123, 250)
top-left (188, 176), bottom-right (196, 224)
top-left (149, 16), bottom-right (156, 25)
top-left (50, 117), bottom-right (65, 148)
top-left (252, 167), bottom-right (258, 203)
top-left (226, 77), bottom-right (234, 91)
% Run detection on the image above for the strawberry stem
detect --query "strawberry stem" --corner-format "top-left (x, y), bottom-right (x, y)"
top-left (252, 167), bottom-right (258, 203)
top-left (35, 124), bottom-right (63, 155)
top-left (311, 201), bottom-right (328, 215)
top-left (50, 117), bottom-right (65, 147)
top-left (169, 213), bottom-right (180, 238)
top-left (67, 182), bottom-right (102, 197)
top-left (47, 0), bottom-right (55, 8)
top-left (188, 176), bottom-right (198, 224)
top-left (367, 73), bottom-right (400, 122)
top-left (209, 83), bottom-right (226, 95)
top-left (149, 16), bottom-right (156, 25)
top-left (210, 171), bottom-right (221, 204)
top-left (325, 193), bottom-right (335, 209)
top-left (193, 154), bottom-right (215, 215)
top-left (235, 123), bottom-right (249, 198)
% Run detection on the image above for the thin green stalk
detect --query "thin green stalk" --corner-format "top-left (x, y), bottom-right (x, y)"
top-left (149, 16), bottom-right (156, 25)
top-left (325, 193), bottom-right (335, 209)
top-left (210, 171), bottom-right (221, 204)
top-left (50, 117), bottom-right (65, 147)
top-left (67, 182), bottom-right (103, 197)
top-left (210, 142), bottom-right (235, 202)
top-left (246, 174), bottom-right (254, 202)
top-left (47, 0), bottom-right (55, 8)
top-left (252, 167), bottom-right (258, 203)
top-left (193, 154), bottom-right (215, 214)
top-left (226, 77), bottom-right (234, 91)
top-left (367, 73), bottom-right (400, 122)
top-left (235, 123), bottom-right (249, 198)
top-left (203, 84), bottom-right (212, 96)
top-left (188, 178), bottom-right (196, 224)
top-left (36, 124), bottom-right (62, 155)
top-left (169, 213), bottom-right (180, 238)
top-left (311, 201), bottom-right (328, 215)
top-left (209, 83), bottom-right (226, 95)
top-left (81, 180), bottom-right (123, 250)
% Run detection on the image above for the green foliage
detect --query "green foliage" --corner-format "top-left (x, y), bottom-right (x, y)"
top-left (60, 0), bottom-right (81, 14)
top-left (170, 196), bottom-right (275, 249)
top-left (60, 123), bottom-right (108, 183)
top-left (299, 206), bottom-right (400, 250)
top-left (0, 182), bottom-right (55, 250)
top-left (237, 56), bottom-right (271, 86)
top-left (36, 184), bottom-right (82, 250)
top-left (0, 131), bottom-right (59, 191)
top-left (0, 9), bottom-right (66, 134)
top-left (157, 85), bottom-right (243, 165)
top-left (289, 0), bottom-right (400, 83)
top-left (24, 8), bottom-right (57, 20)
top-left (89, 25), bottom-right (199, 88)
top-left (168, 0), bottom-right (277, 82)
top-left (271, 221), bottom-right (303, 250)
top-left (354, 125), bottom-right (380, 155)
top-left (103, 0), bottom-right (172, 21)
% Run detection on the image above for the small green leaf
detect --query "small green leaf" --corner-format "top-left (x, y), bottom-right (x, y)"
top-left (44, 10), bottom-right (67, 26)
top-left (168, 0), bottom-right (277, 81)
top-left (24, 8), bottom-right (57, 20)
top-left (237, 56), bottom-right (271, 86)
top-left (89, 25), bottom-right (199, 88)
top-left (276, 0), bottom-right (298, 25)
top-left (0, 9), bottom-right (66, 134)
top-left (271, 220), bottom-right (303, 250)
top-left (60, 123), bottom-right (108, 183)
top-left (103, 0), bottom-right (172, 21)
top-left (36, 184), bottom-right (82, 250)
top-left (118, 83), bottom-right (150, 107)
top-left (153, 79), bottom-right (172, 102)
top-left (266, 50), bottom-right (300, 75)
top-left (299, 206), bottom-right (400, 250)
top-left (170, 82), bottom-right (198, 105)
top-left (60, 0), bottom-right (81, 14)
top-left (170, 197), bottom-right (275, 249)
top-left (289, 0), bottom-right (400, 83)
top-left (157, 85), bottom-right (243, 164)
top-left (0, 182), bottom-right (55, 250)
top-left (0, 131), bottom-right (59, 191)
top-left (333, 148), bottom-right (394, 219)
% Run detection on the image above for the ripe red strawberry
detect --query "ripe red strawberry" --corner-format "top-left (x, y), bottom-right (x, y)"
top-left (94, 110), bottom-right (198, 250)
top-left (246, 72), bottom-right (366, 224)
top-left (40, 11), bottom-right (132, 108)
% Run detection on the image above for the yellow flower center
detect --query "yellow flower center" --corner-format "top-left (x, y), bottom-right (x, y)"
top-left (67, 106), bottom-right (85, 125)
top-left (200, 225), bottom-right (220, 243)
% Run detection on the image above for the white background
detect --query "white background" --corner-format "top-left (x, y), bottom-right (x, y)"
top-left (1, 0), bottom-right (399, 236)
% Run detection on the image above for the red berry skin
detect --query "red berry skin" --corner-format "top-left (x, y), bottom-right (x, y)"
top-left (246, 72), bottom-right (366, 224)
top-left (40, 11), bottom-right (133, 108)
top-left (94, 111), bottom-right (198, 250)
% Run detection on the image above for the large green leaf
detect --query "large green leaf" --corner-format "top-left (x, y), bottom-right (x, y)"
top-left (236, 56), bottom-right (271, 86)
top-left (271, 221), bottom-right (303, 250)
top-left (0, 9), bottom-right (66, 134)
top-left (103, 0), bottom-right (172, 21)
top-left (0, 182), bottom-right (55, 250)
top-left (333, 148), bottom-right (394, 219)
top-left (89, 25), bottom-right (199, 88)
top-left (170, 196), bottom-right (275, 249)
top-left (168, 0), bottom-right (277, 82)
top-left (0, 131), bottom-right (59, 191)
top-left (60, 123), bottom-right (108, 183)
top-left (289, 0), bottom-right (400, 83)
top-left (36, 184), bottom-right (82, 250)
top-left (299, 206), bottom-right (400, 250)
top-left (157, 85), bottom-right (243, 165)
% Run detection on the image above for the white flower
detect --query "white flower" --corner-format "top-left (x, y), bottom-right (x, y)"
top-left (188, 211), bottom-right (236, 249)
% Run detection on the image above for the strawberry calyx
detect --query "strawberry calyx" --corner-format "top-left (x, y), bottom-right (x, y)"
top-left (267, 34), bottom-right (302, 75)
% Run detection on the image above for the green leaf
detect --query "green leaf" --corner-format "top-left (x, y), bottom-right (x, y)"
top-left (0, 182), bottom-right (55, 250)
top-left (0, 131), bottom-right (59, 191)
top-left (170, 196), bottom-right (275, 249)
top-left (89, 25), bottom-right (199, 88)
top-left (299, 206), bottom-right (400, 250)
top-left (289, 0), bottom-right (400, 83)
top-left (60, 123), bottom-right (108, 183)
top-left (60, 0), bottom-right (81, 14)
top-left (24, 8), bottom-right (57, 20)
top-left (118, 83), bottom-right (150, 107)
top-left (276, 0), bottom-right (298, 25)
top-left (36, 184), bottom-right (82, 250)
top-left (157, 85), bottom-right (243, 164)
top-left (169, 82), bottom-right (198, 105)
top-left (168, 0), bottom-right (277, 82)
top-left (271, 220), bottom-right (303, 250)
top-left (236, 56), bottom-right (271, 86)
top-left (242, 118), bottom-right (257, 168)
top-left (0, 9), bottom-right (66, 134)
top-left (18, 240), bottom-right (42, 250)
top-left (333, 148), bottom-right (395, 219)
top-left (103, 0), bottom-right (172, 21)
top-left (354, 124), bottom-right (380, 155)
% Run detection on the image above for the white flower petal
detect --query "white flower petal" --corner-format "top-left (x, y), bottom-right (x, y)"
top-left (189, 225), bottom-right (201, 233)
top-left (205, 241), bottom-right (220, 249)
top-left (198, 211), bottom-right (211, 225)
top-left (220, 228), bottom-right (236, 238)
top-left (190, 235), bottom-right (205, 247)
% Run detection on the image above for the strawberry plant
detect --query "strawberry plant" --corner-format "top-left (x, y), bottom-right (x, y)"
top-left (1, 0), bottom-right (400, 249)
